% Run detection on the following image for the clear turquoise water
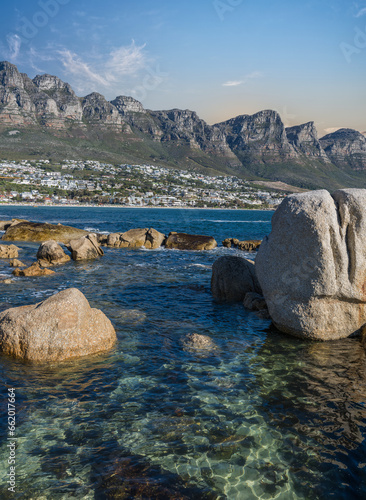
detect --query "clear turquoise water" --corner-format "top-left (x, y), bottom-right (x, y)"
top-left (0, 207), bottom-right (365, 499)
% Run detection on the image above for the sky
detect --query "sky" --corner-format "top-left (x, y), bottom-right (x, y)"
top-left (0, 0), bottom-right (365, 136)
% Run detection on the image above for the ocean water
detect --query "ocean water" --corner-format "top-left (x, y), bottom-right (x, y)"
top-left (0, 207), bottom-right (365, 499)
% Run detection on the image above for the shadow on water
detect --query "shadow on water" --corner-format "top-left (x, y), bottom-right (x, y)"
top-left (253, 327), bottom-right (366, 499)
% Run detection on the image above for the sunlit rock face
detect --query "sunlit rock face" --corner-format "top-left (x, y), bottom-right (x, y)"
top-left (256, 189), bottom-right (366, 340)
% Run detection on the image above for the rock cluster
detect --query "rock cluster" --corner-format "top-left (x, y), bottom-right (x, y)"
top-left (68, 234), bottom-right (103, 260)
top-left (106, 228), bottom-right (165, 249)
top-left (0, 288), bottom-right (116, 363)
top-left (13, 262), bottom-right (55, 277)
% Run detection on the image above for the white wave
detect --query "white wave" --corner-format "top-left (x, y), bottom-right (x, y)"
top-left (209, 220), bottom-right (270, 223)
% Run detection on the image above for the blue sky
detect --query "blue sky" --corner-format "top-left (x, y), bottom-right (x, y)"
top-left (0, 0), bottom-right (365, 135)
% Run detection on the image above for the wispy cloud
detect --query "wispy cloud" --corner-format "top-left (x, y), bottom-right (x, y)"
top-left (0, 34), bottom-right (22, 62)
top-left (7, 34), bottom-right (21, 60)
top-left (355, 7), bottom-right (366, 17)
top-left (58, 49), bottom-right (110, 87)
top-left (27, 41), bottom-right (155, 98)
top-left (222, 71), bottom-right (263, 87)
top-left (105, 42), bottom-right (147, 81)
top-left (223, 80), bottom-right (243, 87)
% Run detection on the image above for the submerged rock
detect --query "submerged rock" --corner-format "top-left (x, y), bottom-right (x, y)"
top-left (211, 255), bottom-right (261, 301)
top-left (243, 291), bottom-right (267, 311)
top-left (223, 238), bottom-right (261, 251)
top-left (2, 221), bottom-right (88, 244)
top-left (12, 262), bottom-right (55, 277)
top-left (68, 233), bottom-right (103, 260)
top-left (36, 240), bottom-right (71, 266)
top-left (165, 232), bottom-right (217, 250)
top-left (9, 259), bottom-right (25, 267)
top-left (0, 244), bottom-right (20, 259)
top-left (0, 288), bottom-right (117, 363)
top-left (256, 189), bottom-right (366, 340)
top-left (182, 333), bottom-right (219, 356)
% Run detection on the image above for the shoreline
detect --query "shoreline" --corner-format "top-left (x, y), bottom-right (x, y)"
top-left (0, 203), bottom-right (275, 211)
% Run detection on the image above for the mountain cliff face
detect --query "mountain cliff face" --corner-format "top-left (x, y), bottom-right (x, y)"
top-left (286, 122), bottom-right (330, 162)
top-left (0, 61), bottom-right (365, 189)
top-left (216, 110), bottom-right (297, 165)
top-left (320, 129), bottom-right (366, 170)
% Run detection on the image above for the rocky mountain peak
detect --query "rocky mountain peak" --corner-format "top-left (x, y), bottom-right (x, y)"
top-left (286, 121), bottom-right (330, 162)
top-left (81, 92), bottom-right (123, 127)
top-left (320, 128), bottom-right (366, 170)
top-left (0, 61), bottom-right (24, 89)
top-left (32, 74), bottom-right (75, 95)
top-left (111, 95), bottom-right (146, 115)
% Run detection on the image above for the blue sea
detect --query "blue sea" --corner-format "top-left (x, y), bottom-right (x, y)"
top-left (0, 207), bottom-right (365, 499)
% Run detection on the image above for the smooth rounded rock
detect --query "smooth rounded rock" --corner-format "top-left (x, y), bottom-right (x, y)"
top-left (0, 288), bottom-right (117, 363)
top-left (37, 240), bottom-right (71, 266)
top-left (211, 255), bottom-right (261, 301)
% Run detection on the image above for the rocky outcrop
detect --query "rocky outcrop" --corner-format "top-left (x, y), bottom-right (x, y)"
top-left (211, 256), bottom-right (261, 301)
top-left (36, 240), bottom-right (71, 266)
top-left (165, 232), bottom-right (217, 250)
top-left (81, 93), bottom-right (126, 130)
top-left (216, 110), bottom-right (297, 164)
top-left (320, 128), bottom-right (366, 170)
top-left (223, 238), bottom-right (261, 251)
top-left (106, 228), bottom-right (165, 249)
top-left (151, 109), bottom-right (239, 162)
top-left (0, 244), bottom-right (19, 259)
top-left (2, 221), bottom-right (88, 244)
top-left (286, 122), bottom-right (330, 162)
top-left (256, 189), bottom-right (366, 340)
top-left (0, 288), bottom-right (116, 363)
top-left (13, 262), bottom-right (55, 277)
top-left (68, 234), bottom-right (103, 260)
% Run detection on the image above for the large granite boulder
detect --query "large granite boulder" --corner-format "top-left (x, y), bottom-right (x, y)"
top-left (37, 240), bottom-right (71, 266)
top-left (2, 221), bottom-right (88, 244)
top-left (0, 244), bottom-right (20, 259)
top-left (0, 288), bottom-right (116, 363)
top-left (12, 262), bottom-right (55, 277)
top-left (211, 255), bottom-right (261, 301)
top-left (106, 228), bottom-right (165, 249)
top-left (256, 189), bottom-right (366, 340)
top-left (165, 232), bottom-right (217, 250)
top-left (68, 234), bottom-right (104, 260)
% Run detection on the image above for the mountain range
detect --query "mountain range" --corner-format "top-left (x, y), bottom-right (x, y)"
top-left (0, 61), bottom-right (365, 190)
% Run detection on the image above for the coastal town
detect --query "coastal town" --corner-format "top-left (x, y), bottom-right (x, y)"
top-left (0, 159), bottom-right (285, 208)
